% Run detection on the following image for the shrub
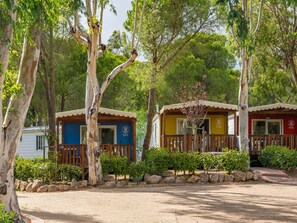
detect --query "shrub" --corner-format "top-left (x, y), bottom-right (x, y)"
top-left (200, 152), bottom-right (216, 172)
top-left (59, 164), bottom-right (82, 181)
top-left (170, 152), bottom-right (199, 174)
top-left (144, 148), bottom-right (170, 174)
top-left (14, 157), bottom-right (34, 180)
top-left (101, 153), bottom-right (113, 175)
top-left (0, 203), bottom-right (15, 223)
top-left (129, 161), bottom-right (145, 182)
top-left (259, 146), bottom-right (297, 170)
top-left (221, 149), bottom-right (250, 173)
top-left (100, 153), bottom-right (129, 178)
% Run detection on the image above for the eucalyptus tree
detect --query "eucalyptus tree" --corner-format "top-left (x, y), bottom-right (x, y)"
top-left (218, 0), bottom-right (264, 151)
top-left (67, 0), bottom-right (143, 185)
top-left (126, 0), bottom-right (219, 158)
top-left (0, 0), bottom-right (61, 218)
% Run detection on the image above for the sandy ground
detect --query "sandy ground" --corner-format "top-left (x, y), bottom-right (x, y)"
top-left (18, 181), bottom-right (297, 223)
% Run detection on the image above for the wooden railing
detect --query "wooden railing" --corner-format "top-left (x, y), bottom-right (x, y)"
top-left (162, 134), bottom-right (237, 153)
top-left (58, 144), bottom-right (135, 169)
top-left (249, 134), bottom-right (297, 155)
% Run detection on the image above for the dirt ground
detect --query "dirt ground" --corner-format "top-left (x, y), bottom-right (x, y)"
top-left (18, 181), bottom-right (297, 223)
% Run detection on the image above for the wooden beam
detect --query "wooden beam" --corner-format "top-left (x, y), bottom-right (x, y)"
top-left (132, 119), bottom-right (136, 162)
top-left (234, 111), bottom-right (238, 136)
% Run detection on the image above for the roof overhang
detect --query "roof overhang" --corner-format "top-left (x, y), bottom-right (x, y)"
top-left (249, 103), bottom-right (297, 113)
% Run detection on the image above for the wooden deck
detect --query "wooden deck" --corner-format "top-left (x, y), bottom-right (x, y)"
top-left (162, 134), bottom-right (297, 155)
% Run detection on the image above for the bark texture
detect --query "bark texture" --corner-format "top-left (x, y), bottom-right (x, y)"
top-left (0, 25), bottom-right (42, 218)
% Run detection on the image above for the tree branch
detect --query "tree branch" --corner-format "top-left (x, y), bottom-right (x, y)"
top-left (131, 0), bottom-right (139, 49)
top-left (135, 0), bottom-right (147, 49)
top-left (252, 0), bottom-right (264, 34)
top-left (70, 27), bottom-right (89, 48)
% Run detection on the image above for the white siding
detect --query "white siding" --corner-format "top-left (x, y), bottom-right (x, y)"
top-left (228, 115), bottom-right (234, 135)
top-left (150, 115), bottom-right (160, 148)
top-left (18, 131), bottom-right (48, 159)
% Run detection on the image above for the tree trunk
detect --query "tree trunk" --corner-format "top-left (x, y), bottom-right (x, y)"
top-left (0, 24), bottom-right (42, 219)
top-left (238, 47), bottom-right (250, 151)
top-left (288, 55), bottom-right (297, 86)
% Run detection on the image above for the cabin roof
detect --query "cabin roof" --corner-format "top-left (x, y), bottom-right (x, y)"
top-left (56, 108), bottom-right (136, 119)
top-left (160, 100), bottom-right (237, 114)
top-left (249, 103), bottom-right (297, 112)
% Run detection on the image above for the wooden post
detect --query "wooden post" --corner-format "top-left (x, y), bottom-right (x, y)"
top-left (132, 119), bottom-right (136, 162)
top-left (161, 111), bottom-right (166, 147)
top-left (56, 119), bottom-right (60, 161)
top-left (233, 111), bottom-right (237, 136)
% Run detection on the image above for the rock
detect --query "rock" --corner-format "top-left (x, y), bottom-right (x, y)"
top-left (20, 181), bottom-right (28, 192)
top-left (70, 179), bottom-right (78, 190)
top-left (48, 185), bottom-right (59, 192)
top-left (128, 182), bottom-right (138, 187)
top-left (146, 175), bottom-right (162, 184)
top-left (164, 176), bottom-right (176, 184)
top-left (144, 174), bottom-right (151, 181)
top-left (218, 174), bottom-right (224, 183)
top-left (246, 171), bottom-right (254, 180)
top-left (161, 170), bottom-right (175, 177)
top-left (15, 179), bottom-right (20, 190)
top-left (175, 175), bottom-right (189, 184)
top-left (138, 182), bottom-right (147, 186)
top-left (78, 180), bottom-right (88, 188)
top-left (104, 181), bottom-right (116, 188)
top-left (187, 175), bottom-right (199, 183)
top-left (32, 180), bottom-right (44, 192)
top-left (233, 171), bottom-right (246, 182)
top-left (199, 173), bottom-right (209, 183)
top-left (253, 171), bottom-right (262, 181)
top-left (116, 181), bottom-right (128, 188)
top-left (224, 174), bottom-right (234, 182)
top-left (104, 175), bottom-right (115, 182)
top-left (210, 173), bottom-right (219, 183)
top-left (37, 185), bottom-right (48, 193)
top-left (58, 184), bottom-right (70, 191)
top-left (26, 182), bottom-right (34, 192)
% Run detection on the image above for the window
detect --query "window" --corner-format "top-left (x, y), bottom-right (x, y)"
top-left (36, 135), bottom-right (46, 150)
top-left (80, 125), bottom-right (117, 144)
top-left (176, 118), bottom-right (210, 134)
top-left (252, 120), bottom-right (282, 135)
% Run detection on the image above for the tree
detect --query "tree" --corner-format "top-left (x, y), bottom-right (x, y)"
top-left (126, 0), bottom-right (219, 159)
top-left (218, 0), bottom-right (264, 151)
top-left (68, 0), bottom-right (142, 185)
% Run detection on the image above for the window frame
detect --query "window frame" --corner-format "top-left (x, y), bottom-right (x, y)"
top-left (36, 135), bottom-right (46, 150)
top-left (176, 118), bottom-right (211, 134)
top-left (251, 119), bottom-right (283, 135)
top-left (80, 125), bottom-right (117, 144)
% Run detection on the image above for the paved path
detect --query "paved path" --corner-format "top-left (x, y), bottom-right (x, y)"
top-left (18, 182), bottom-right (297, 223)
top-left (254, 167), bottom-right (291, 183)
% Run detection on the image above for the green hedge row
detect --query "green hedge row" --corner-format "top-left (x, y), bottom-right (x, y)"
top-left (14, 157), bottom-right (82, 183)
top-left (259, 146), bottom-right (297, 170)
top-left (101, 148), bottom-right (250, 182)
top-left (0, 203), bottom-right (15, 223)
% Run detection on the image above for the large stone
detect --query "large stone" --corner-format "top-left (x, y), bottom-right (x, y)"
top-left (70, 179), bottom-right (78, 190)
top-left (175, 175), bottom-right (189, 184)
top-left (146, 175), bottom-right (162, 184)
top-left (233, 171), bottom-right (246, 182)
top-left (187, 175), bottom-right (199, 183)
top-left (253, 171), bottom-right (262, 181)
top-left (116, 181), bottom-right (128, 188)
top-left (37, 185), bottom-right (48, 193)
top-left (104, 175), bottom-right (115, 182)
top-left (78, 180), bottom-right (88, 188)
top-left (210, 173), bottom-right (219, 183)
top-left (32, 180), bottom-right (44, 192)
top-left (224, 174), bottom-right (234, 182)
top-left (218, 174), bottom-right (224, 183)
top-left (199, 173), bottom-right (209, 183)
top-left (104, 181), bottom-right (116, 188)
top-left (144, 174), bottom-right (151, 181)
top-left (161, 170), bottom-right (175, 177)
top-left (20, 181), bottom-right (28, 192)
top-left (15, 179), bottom-right (20, 190)
top-left (163, 176), bottom-right (176, 184)
top-left (58, 184), bottom-right (70, 191)
top-left (48, 185), bottom-right (59, 192)
top-left (128, 182), bottom-right (138, 187)
top-left (246, 171), bottom-right (254, 180)
top-left (26, 182), bottom-right (34, 192)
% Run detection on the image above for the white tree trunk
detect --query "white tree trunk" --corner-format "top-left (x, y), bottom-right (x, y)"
top-left (0, 25), bottom-right (42, 219)
top-left (238, 47), bottom-right (250, 151)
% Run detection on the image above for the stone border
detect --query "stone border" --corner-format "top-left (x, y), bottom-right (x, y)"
top-left (22, 213), bottom-right (44, 223)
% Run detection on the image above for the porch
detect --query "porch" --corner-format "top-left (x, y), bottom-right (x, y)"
top-left (162, 134), bottom-right (297, 155)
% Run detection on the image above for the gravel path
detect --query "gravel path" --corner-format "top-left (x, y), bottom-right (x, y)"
top-left (18, 182), bottom-right (297, 223)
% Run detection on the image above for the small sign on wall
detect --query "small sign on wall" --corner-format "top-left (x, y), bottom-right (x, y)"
top-left (215, 119), bottom-right (222, 129)
top-left (288, 119), bottom-right (295, 130)
top-left (121, 125), bottom-right (130, 137)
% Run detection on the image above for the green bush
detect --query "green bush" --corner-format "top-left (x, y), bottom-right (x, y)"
top-left (170, 152), bottom-right (199, 174)
top-left (59, 164), bottom-right (82, 181)
top-left (14, 157), bottom-right (34, 180)
top-left (200, 152), bottom-right (216, 172)
top-left (0, 203), bottom-right (15, 223)
top-left (259, 146), bottom-right (297, 170)
top-left (144, 148), bottom-right (170, 174)
top-left (129, 161), bottom-right (145, 182)
top-left (221, 149), bottom-right (250, 173)
top-left (100, 153), bottom-right (129, 178)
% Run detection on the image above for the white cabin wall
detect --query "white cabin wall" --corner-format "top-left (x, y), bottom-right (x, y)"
top-left (228, 115), bottom-right (235, 135)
